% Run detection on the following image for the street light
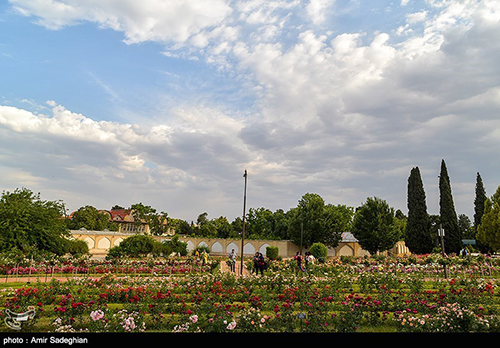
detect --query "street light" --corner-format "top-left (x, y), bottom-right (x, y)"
top-left (240, 170), bottom-right (248, 275)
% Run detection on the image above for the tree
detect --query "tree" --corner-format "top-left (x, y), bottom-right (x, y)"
top-left (68, 205), bottom-right (117, 231)
top-left (115, 234), bottom-right (156, 257)
top-left (439, 160), bottom-right (462, 254)
top-left (406, 167), bottom-right (433, 254)
top-left (131, 203), bottom-right (168, 235)
top-left (477, 186), bottom-right (500, 252)
top-left (458, 214), bottom-right (474, 240)
top-left (351, 197), bottom-right (400, 255)
top-left (474, 172), bottom-right (487, 232)
top-left (0, 188), bottom-right (70, 255)
top-left (287, 193), bottom-right (352, 249)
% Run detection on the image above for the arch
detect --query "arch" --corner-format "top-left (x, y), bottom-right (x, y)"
top-left (338, 244), bottom-right (354, 256)
top-left (211, 242), bottom-right (223, 253)
top-left (327, 247), bottom-right (336, 257)
top-left (185, 241), bottom-right (195, 252)
top-left (83, 237), bottom-right (95, 249)
top-left (97, 237), bottom-right (111, 249)
top-left (226, 242), bottom-right (239, 254)
top-left (259, 243), bottom-right (270, 256)
top-left (114, 237), bottom-right (123, 247)
top-left (243, 242), bottom-right (255, 255)
top-left (197, 241), bottom-right (209, 250)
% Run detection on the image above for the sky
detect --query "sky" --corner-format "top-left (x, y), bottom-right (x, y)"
top-left (0, 0), bottom-right (499, 222)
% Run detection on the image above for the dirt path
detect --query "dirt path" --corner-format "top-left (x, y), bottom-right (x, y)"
top-left (220, 260), bottom-right (251, 276)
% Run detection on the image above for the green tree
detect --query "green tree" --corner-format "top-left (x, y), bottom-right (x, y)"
top-left (287, 193), bottom-right (351, 249)
top-left (351, 197), bottom-right (400, 255)
top-left (406, 167), bottom-right (433, 254)
top-left (212, 216), bottom-right (232, 238)
top-left (458, 214), bottom-right (474, 240)
top-left (68, 205), bottom-right (117, 231)
top-left (131, 203), bottom-right (168, 235)
top-left (474, 172), bottom-right (487, 231)
top-left (194, 212), bottom-right (217, 237)
top-left (116, 234), bottom-right (156, 257)
top-left (439, 160), bottom-right (462, 254)
top-left (0, 188), bottom-right (70, 255)
top-left (271, 209), bottom-right (290, 240)
top-left (246, 207), bottom-right (275, 239)
top-left (477, 186), bottom-right (500, 252)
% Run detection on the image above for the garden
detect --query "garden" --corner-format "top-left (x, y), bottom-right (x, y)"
top-left (1, 252), bottom-right (500, 333)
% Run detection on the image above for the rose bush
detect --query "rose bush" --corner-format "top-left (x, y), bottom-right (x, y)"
top-left (1, 254), bottom-right (499, 333)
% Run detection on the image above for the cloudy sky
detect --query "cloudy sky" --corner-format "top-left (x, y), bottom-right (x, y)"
top-left (1, 0), bottom-right (499, 222)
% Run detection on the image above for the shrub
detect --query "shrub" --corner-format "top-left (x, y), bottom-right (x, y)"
top-left (309, 243), bottom-right (327, 262)
top-left (116, 235), bottom-right (155, 257)
top-left (266, 246), bottom-right (279, 260)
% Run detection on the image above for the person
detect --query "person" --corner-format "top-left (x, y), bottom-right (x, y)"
top-left (252, 252), bottom-right (260, 275)
top-left (294, 252), bottom-right (304, 273)
top-left (305, 251), bottom-right (315, 273)
top-left (201, 250), bottom-right (208, 265)
top-left (304, 251), bottom-right (310, 273)
top-left (228, 249), bottom-right (237, 272)
top-left (257, 252), bottom-right (266, 276)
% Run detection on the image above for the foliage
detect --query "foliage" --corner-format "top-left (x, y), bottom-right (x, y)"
top-left (439, 160), bottom-right (462, 254)
top-left (309, 242), bottom-right (327, 262)
top-left (111, 235), bottom-right (156, 257)
top-left (162, 235), bottom-right (188, 256)
top-left (406, 167), bottom-right (433, 254)
top-left (65, 239), bottom-right (89, 257)
top-left (351, 197), bottom-right (400, 255)
top-left (2, 254), bottom-right (500, 333)
top-left (477, 185), bottom-right (500, 252)
top-left (67, 205), bottom-right (117, 231)
top-left (0, 188), bottom-right (69, 255)
top-left (474, 172), bottom-right (487, 231)
top-left (130, 203), bottom-right (168, 236)
top-left (266, 246), bottom-right (279, 260)
top-left (288, 193), bottom-right (352, 249)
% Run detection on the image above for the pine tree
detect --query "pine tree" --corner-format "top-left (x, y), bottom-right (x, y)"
top-left (406, 167), bottom-right (433, 254)
top-left (474, 172), bottom-right (487, 232)
top-left (438, 160), bottom-right (462, 254)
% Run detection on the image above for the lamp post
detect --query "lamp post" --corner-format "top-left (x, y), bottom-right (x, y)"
top-left (438, 224), bottom-right (448, 279)
top-left (240, 170), bottom-right (248, 275)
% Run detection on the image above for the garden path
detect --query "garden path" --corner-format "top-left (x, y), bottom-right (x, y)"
top-left (220, 259), bottom-right (250, 276)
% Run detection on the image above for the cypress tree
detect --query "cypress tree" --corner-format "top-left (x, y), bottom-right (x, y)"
top-left (474, 172), bottom-right (488, 252)
top-left (406, 167), bottom-right (433, 254)
top-left (474, 172), bottom-right (487, 231)
top-left (439, 160), bottom-right (462, 254)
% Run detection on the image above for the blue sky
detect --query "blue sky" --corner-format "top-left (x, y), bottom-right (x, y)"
top-left (1, 0), bottom-right (499, 222)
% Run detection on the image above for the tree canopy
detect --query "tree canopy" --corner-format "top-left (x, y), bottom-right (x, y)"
top-left (287, 193), bottom-right (353, 249)
top-left (351, 197), bottom-right (400, 255)
top-left (0, 188), bottom-right (70, 255)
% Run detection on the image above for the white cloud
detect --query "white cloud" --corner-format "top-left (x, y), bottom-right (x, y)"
top-left (3, 0), bottom-right (500, 219)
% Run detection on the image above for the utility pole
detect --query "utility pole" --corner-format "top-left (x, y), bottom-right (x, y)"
top-left (439, 224), bottom-right (447, 279)
top-left (240, 170), bottom-right (248, 275)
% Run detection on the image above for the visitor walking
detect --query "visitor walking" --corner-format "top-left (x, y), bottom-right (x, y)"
top-left (252, 252), bottom-right (260, 275)
top-left (257, 252), bottom-right (266, 276)
top-left (294, 252), bottom-right (304, 273)
top-left (228, 249), bottom-right (237, 272)
top-left (201, 250), bottom-right (208, 266)
top-left (304, 251), bottom-right (315, 273)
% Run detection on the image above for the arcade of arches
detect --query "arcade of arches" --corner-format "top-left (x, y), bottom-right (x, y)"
top-left (70, 230), bottom-right (410, 259)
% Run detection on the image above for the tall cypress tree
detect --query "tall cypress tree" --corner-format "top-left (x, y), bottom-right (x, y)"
top-left (474, 172), bottom-right (488, 252)
top-left (439, 160), bottom-right (462, 254)
top-left (474, 172), bottom-right (487, 231)
top-left (406, 167), bottom-right (433, 254)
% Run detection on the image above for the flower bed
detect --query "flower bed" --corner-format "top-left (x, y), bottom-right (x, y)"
top-left (1, 255), bottom-right (500, 333)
